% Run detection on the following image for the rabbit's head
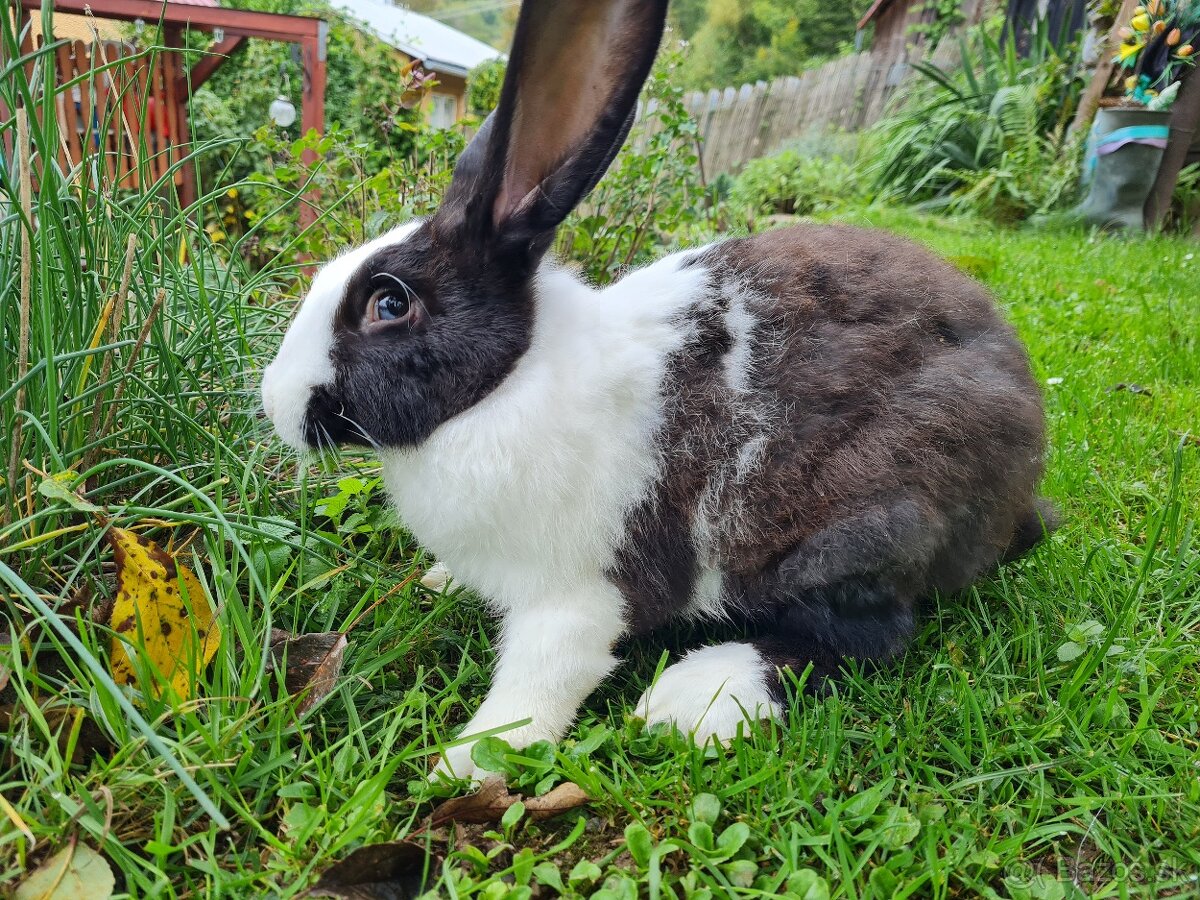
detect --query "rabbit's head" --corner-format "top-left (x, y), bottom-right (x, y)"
top-left (261, 0), bottom-right (670, 451)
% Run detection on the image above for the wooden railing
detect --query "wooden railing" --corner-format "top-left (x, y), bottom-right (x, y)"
top-left (51, 39), bottom-right (187, 189)
top-left (1, 37), bottom-right (188, 191)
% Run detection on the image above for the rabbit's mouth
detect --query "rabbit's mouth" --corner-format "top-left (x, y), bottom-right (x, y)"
top-left (303, 386), bottom-right (372, 451)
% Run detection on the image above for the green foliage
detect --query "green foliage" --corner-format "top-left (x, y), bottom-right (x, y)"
top-left (1167, 162), bottom-right (1200, 231)
top-left (188, 0), bottom-right (428, 191)
top-left (404, 0), bottom-right (516, 50)
top-left (467, 58), bottom-right (507, 116)
top-left (468, 736), bottom-right (562, 796)
top-left (0, 26), bottom-right (270, 529)
top-left (557, 52), bottom-right (717, 284)
top-left (861, 25), bottom-right (1085, 221)
top-left (729, 145), bottom-right (864, 221)
top-left (674, 0), bottom-right (869, 90)
top-left (6, 4), bottom-right (1200, 898)
top-left (212, 50), bottom-right (714, 281)
top-left (211, 122), bottom-right (465, 267)
top-left (908, 0), bottom-right (965, 51)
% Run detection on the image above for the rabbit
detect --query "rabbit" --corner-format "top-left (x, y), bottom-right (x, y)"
top-left (261, 0), bottom-right (1055, 782)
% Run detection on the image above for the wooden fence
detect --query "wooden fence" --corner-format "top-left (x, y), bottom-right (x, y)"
top-left (1, 36), bottom-right (188, 192)
top-left (642, 40), bottom-right (960, 177)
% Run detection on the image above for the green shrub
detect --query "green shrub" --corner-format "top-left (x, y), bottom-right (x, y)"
top-left (467, 57), bottom-right (506, 115)
top-left (187, 1), bottom-right (426, 191)
top-left (211, 53), bottom-right (713, 283)
top-left (729, 146), bottom-right (862, 220)
top-left (1168, 163), bottom-right (1200, 233)
top-left (861, 24), bottom-right (1085, 222)
top-left (556, 50), bottom-right (718, 284)
top-left (212, 121), bottom-right (465, 268)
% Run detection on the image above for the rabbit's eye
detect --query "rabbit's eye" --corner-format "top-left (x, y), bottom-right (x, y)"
top-left (367, 289), bottom-right (414, 326)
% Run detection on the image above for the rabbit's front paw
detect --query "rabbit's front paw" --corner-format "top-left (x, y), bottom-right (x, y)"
top-left (430, 740), bottom-right (487, 784)
top-left (429, 720), bottom-right (556, 785)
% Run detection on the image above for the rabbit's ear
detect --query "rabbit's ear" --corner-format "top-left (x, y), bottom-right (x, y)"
top-left (436, 0), bottom-right (669, 255)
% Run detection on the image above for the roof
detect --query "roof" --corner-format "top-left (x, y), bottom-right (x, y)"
top-left (331, 0), bottom-right (503, 78)
top-left (857, 0), bottom-right (899, 29)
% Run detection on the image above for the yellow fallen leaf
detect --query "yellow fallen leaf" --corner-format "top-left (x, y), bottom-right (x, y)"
top-left (107, 528), bottom-right (220, 701)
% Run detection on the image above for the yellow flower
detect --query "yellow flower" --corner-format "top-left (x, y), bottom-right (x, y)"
top-left (1130, 13), bottom-right (1151, 31)
top-left (1147, 0), bottom-right (1162, 14)
top-left (1118, 41), bottom-right (1143, 61)
top-left (1126, 74), bottom-right (1139, 91)
top-left (226, 188), bottom-right (238, 199)
top-left (1152, 20), bottom-right (1166, 35)
top-left (1133, 5), bottom-right (1146, 14)
top-left (1178, 44), bottom-right (1195, 58)
top-left (1167, 27), bottom-right (1181, 45)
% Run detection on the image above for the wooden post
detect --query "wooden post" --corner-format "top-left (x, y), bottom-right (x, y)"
top-left (187, 34), bottom-right (246, 89)
top-left (299, 24), bottom-right (327, 231)
top-left (1144, 71), bottom-right (1200, 231)
top-left (1070, 0), bottom-right (1137, 134)
top-left (162, 26), bottom-right (196, 209)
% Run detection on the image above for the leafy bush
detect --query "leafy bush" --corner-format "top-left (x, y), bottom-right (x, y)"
top-left (209, 54), bottom-right (712, 283)
top-left (556, 51), bottom-right (718, 284)
top-left (861, 24), bottom-right (1085, 222)
top-left (467, 57), bottom-right (506, 115)
top-left (729, 145), bottom-right (863, 221)
top-left (672, 0), bottom-right (868, 89)
top-left (207, 120), bottom-right (465, 269)
top-left (187, 0), bottom-right (427, 191)
top-left (1167, 162), bottom-right (1200, 232)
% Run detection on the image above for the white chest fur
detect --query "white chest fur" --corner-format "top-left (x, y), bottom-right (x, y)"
top-left (381, 255), bottom-right (709, 611)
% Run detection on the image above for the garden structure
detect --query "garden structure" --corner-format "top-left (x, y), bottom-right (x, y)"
top-left (8, 0), bottom-right (328, 225)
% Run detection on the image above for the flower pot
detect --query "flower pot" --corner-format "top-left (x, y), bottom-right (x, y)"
top-left (1071, 107), bottom-right (1171, 230)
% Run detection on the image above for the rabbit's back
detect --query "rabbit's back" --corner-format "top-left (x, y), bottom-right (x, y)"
top-left (612, 225), bottom-right (1048, 631)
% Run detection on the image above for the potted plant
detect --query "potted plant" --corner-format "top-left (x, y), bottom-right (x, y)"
top-left (1072, 0), bottom-right (1199, 228)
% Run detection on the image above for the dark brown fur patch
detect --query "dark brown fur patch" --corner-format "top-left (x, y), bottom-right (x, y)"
top-left (611, 224), bottom-right (1049, 638)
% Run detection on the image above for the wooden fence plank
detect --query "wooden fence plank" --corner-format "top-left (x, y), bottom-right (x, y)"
top-left (651, 29), bottom-right (966, 177)
top-left (55, 41), bottom-right (83, 174)
top-left (91, 40), bottom-right (120, 184)
top-left (160, 48), bottom-right (185, 182)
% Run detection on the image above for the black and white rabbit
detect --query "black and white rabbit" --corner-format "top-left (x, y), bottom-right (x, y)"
top-left (261, 0), bottom-right (1054, 780)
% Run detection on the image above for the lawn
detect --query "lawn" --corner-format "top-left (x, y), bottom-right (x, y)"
top-left (2, 200), bottom-right (1198, 899)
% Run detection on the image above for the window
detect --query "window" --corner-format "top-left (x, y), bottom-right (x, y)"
top-left (429, 93), bottom-right (458, 129)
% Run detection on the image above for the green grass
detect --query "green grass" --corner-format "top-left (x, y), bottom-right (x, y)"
top-left (4, 199), bottom-right (1198, 896)
top-left (3, 17), bottom-right (1199, 892)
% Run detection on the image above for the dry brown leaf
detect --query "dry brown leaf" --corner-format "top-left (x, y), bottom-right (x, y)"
top-left (427, 776), bottom-right (514, 828)
top-left (524, 780), bottom-right (592, 821)
top-left (269, 630), bottom-right (348, 714)
top-left (426, 776), bottom-right (591, 829)
top-left (299, 840), bottom-right (433, 899)
top-left (106, 528), bottom-right (220, 701)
